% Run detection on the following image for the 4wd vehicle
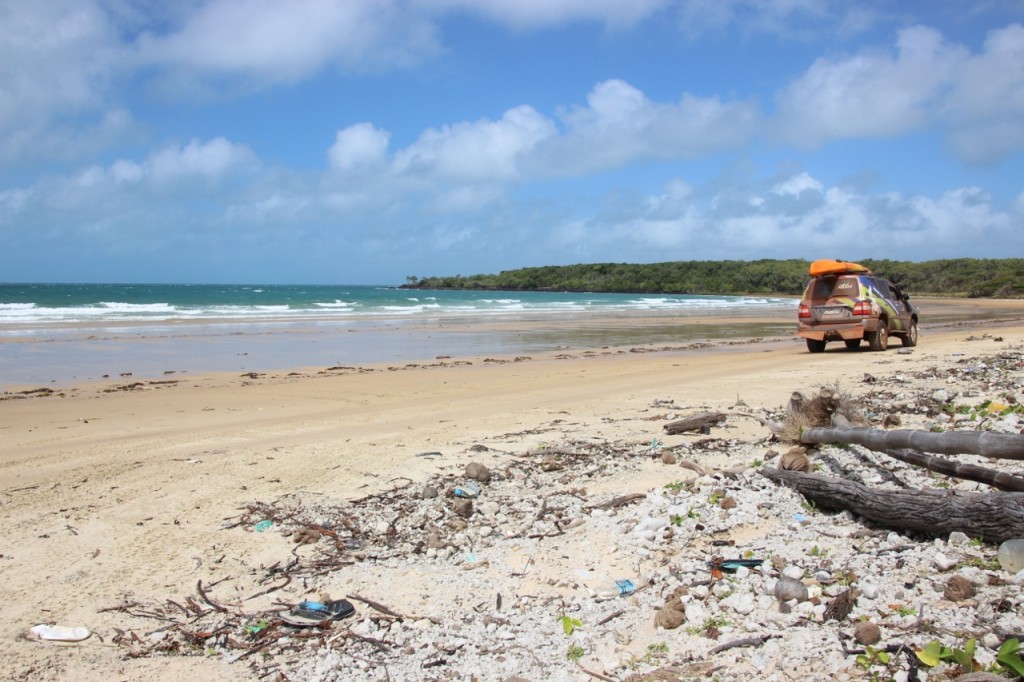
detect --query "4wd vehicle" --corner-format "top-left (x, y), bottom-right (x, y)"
top-left (797, 260), bottom-right (919, 353)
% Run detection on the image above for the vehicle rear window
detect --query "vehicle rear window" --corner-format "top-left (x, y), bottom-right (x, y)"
top-left (808, 276), bottom-right (860, 300)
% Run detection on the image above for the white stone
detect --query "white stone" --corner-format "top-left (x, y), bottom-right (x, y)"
top-left (727, 593), bottom-right (755, 615)
top-left (859, 583), bottom-right (879, 599)
top-left (782, 565), bottom-right (804, 580)
top-left (933, 552), bottom-right (957, 572)
top-left (947, 531), bottom-right (970, 546)
top-left (983, 633), bottom-right (1002, 649)
top-left (684, 601), bottom-right (707, 624)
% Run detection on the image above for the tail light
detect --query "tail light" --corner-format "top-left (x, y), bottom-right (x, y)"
top-left (798, 303), bottom-right (811, 319)
top-left (852, 300), bottom-right (872, 316)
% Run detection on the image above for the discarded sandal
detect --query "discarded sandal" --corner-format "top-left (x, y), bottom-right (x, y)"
top-left (29, 624), bottom-right (92, 642)
top-left (278, 599), bottom-right (355, 627)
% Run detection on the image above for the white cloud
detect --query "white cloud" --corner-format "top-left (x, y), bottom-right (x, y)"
top-left (540, 172), bottom-right (1021, 263)
top-left (943, 23), bottom-right (1024, 163)
top-left (0, 1), bottom-right (132, 164)
top-left (771, 172), bottom-right (823, 196)
top-left (328, 123), bottom-right (392, 171)
top-left (147, 138), bottom-right (259, 185)
top-left (774, 23), bottom-right (1024, 163)
top-left (775, 26), bottom-right (963, 145)
top-left (543, 80), bottom-right (758, 174)
top-left (135, 0), bottom-right (439, 88)
top-left (413, 0), bottom-right (669, 30)
top-left (674, 0), bottom-right (875, 40)
top-left (394, 105), bottom-right (555, 181)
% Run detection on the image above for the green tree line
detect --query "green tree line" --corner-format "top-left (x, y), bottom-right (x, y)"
top-left (403, 258), bottom-right (1024, 297)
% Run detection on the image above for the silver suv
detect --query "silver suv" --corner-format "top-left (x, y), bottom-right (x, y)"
top-left (797, 270), bottom-right (919, 352)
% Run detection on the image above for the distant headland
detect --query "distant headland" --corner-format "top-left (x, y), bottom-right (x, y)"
top-left (401, 258), bottom-right (1024, 298)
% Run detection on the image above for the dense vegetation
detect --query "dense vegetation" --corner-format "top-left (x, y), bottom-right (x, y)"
top-left (403, 259), bottom-right (1024, 298)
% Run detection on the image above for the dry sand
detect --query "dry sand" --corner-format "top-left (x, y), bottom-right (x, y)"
top-left (2, 300), bottom-right (1023, 681)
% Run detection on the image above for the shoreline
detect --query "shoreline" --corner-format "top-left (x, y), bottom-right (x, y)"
top-left (3, 297), bottom-right (1023, 392)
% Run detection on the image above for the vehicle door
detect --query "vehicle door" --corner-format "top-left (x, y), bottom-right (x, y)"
top-left (884, 280), bottom-right (911, 331)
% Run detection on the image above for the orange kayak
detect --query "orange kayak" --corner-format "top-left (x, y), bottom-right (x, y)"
top-left (808, 259), bottom-right (871, 277)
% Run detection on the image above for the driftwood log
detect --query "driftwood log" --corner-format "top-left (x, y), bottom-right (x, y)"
top-left (880, 447), bottom-right (1024, 492)
top-left (663, 411), bottom-right (726, 435)
top-left (760, 468), bottom-right (1024, 543)
top-left (801, 426), bottom-right (1024, 460)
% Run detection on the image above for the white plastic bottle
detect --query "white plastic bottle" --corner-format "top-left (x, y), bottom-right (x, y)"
top-left (594, 579), bottom-right (636, 601)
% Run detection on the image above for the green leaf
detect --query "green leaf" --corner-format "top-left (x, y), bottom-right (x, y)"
top-left (997, 639), bottom-right (1024, 677)
top-left (961, 638), bottom-right (977, 666)
top-left (998, 638), bottom-right (1021, 657)
top-left (916, 640), bottom-right (942, 667)
top-left (559, 615), bottom-right (583, 636)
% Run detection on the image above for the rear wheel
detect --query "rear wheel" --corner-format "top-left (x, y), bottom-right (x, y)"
top-left (901, 321), bottom-right (918, 347)
top-left (806, 338), bottom-right (826, 353)
top-left (868, 323), bottom-right (889, 351)
top-left (844, 339), bottom-right (861, 350)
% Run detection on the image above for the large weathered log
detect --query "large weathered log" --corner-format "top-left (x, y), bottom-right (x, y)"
top-left (801, 426), bottom-right (1024, 460)
top-left (760, 468), bottom-right (1024, 543)
top-left (880, 447), bottom-right (1024, 492)
top-left (663, 411), bottom-right (726, 435)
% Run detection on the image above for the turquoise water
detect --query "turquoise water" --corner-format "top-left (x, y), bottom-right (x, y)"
top-left (0, 283), bottom-right (796, 387)
top-left (0, 283), bottom-right (792, 326)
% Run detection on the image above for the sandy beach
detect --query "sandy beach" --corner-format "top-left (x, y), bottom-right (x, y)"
top-left (2, 299), bottom-right (1024, 681)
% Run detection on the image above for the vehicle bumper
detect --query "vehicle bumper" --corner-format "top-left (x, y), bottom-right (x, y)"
top-left (797, 319), bottom-right (880, 342)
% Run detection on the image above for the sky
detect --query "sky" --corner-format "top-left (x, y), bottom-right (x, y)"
top-left (2, 0), bottom-right (1024, 285)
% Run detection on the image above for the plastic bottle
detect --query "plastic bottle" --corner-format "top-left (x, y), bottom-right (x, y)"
top-left (594, 579), bottom-right (636, 601)
top-left (997, 538), bottom-right (1024, 574)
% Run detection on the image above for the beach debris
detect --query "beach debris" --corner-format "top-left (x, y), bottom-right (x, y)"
top-left (823, 587), bottom-right (858, 621)
top-left (278, 599), bottom-right (355, 627)
top-left (593, 578), bottom-right (636, 601)
top-left (853, 621), bottom-right (881, 645)
top-left (291, 528), bottom-right (320, 544)
top-left (452, 481), bottom-right (480, 498)
top-left (762, 467), bottom-right (1024, 543)
top-left (93, 345), bottom-right (1024, 681)
top-left (663, 411), bottom-right (726, 434)
top-left (779, 446), bottom-right (811, 471)
top-left (998, 538), bottom-right (1024, 573)
top-left (28, 624), bottom-right (92, 642)
top-left (773, 576), bottom-right (809, 603)
top-left (452, 497), bottom-right (473, 518)
top-left (943, 575), bottom-right (977, 602)
top-left (464, 462), bottom-right (491, 483)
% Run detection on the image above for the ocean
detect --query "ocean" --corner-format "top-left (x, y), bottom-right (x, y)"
top-left (0, 283), bottom-right (793, 325)
top-left (0, 283), bottom-right (796, 387)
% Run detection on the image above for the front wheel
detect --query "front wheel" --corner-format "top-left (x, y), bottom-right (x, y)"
top-left (901, 321), bottom-right (918, 347)
top-left (806, 338), bottom-right (826, 353)
top-left (868, 324), bottom-right (889, 351)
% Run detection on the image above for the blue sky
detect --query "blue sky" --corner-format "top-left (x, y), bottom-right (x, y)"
top-left (2, 0), bottom-right (1024, 285)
